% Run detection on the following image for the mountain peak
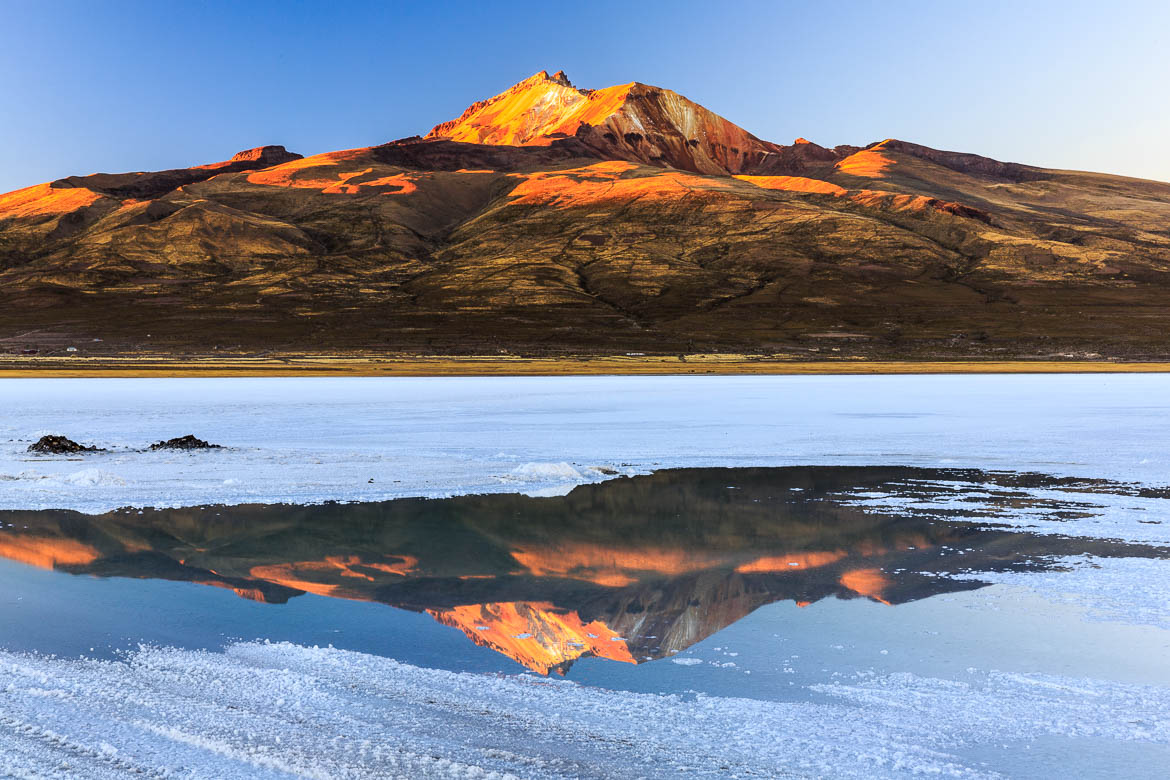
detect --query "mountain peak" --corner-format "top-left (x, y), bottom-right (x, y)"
top-left (425, 72), bottom-right (799, 175)
top-left (515, 69), bottom-right (572, 89)
top-left (424, 70), bottom-right (585, 146)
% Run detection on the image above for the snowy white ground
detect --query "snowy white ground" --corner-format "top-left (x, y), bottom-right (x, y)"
top-left (2, 641), bottom-right (1168, 779)
top-left (3, 375), bottom-right (1170, 778)
top-left (2, 374), bottom-right (1169, 514)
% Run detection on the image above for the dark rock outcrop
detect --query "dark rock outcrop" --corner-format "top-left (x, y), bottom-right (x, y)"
top-left (228, 145), bottom-right (301, 166)
top-left (149, 435), bottom-right (221, 451)
top-left (27, 435), bottom-right (102, 454)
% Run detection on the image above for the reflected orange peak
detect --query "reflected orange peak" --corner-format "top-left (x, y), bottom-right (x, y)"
top-left (428, 601), bottom-right (635, 674)
top-left (839, 568), bottom-right (892, 605)
top-left (734, 175), bottom-right (848, 197)
top-left (0, 535), bottom-right (100, 570)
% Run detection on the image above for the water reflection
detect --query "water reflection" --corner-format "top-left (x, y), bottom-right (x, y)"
top-left (0, 467), bottom-right (1165, 674)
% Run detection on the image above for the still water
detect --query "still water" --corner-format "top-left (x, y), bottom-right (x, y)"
top-left (3, 467), bottom-right (1167, 701)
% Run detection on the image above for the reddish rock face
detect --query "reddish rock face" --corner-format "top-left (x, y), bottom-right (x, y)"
top-left (425, 70), bottom-right (842, 176)
top-left (229, 145), bottom-right (303, 166)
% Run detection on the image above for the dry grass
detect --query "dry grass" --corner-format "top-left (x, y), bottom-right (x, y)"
top-left (2, 354), bottom-right (1169, 377)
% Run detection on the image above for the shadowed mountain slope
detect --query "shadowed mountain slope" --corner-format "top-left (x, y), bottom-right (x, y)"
top-left (3, 72), bottom-right (1170, 359)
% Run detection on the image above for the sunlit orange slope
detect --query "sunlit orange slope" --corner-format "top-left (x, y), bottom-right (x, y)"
top-left (426, 69), bottom-right (787, 175)
top-left (0, 183), bottom-right (104, 220)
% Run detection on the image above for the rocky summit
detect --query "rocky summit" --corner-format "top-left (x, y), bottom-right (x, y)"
top-left (3, 70), bottom-right (1170, 359)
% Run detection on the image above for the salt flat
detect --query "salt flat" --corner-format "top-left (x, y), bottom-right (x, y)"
top-left (2, 374), bottom-right (1169, 514)
top-left (2, 640), bottom-right (1168, 779)
top-left (2, 375), bottom-right (1169, 778)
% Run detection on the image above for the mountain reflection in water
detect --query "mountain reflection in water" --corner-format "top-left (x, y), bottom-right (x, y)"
top-left (1, 467), bottom-right (1165, 675)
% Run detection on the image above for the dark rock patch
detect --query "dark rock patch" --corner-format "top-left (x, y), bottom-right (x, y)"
top-left (28, 435), bottom-right (103, 454)
top-left (149, 435), bottom-right (221, 451)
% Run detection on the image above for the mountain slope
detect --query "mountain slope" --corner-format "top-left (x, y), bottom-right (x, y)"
top-left (3, 73), bottom-right (1170, 359)
top-left (426, 69), bottom-right (818, 175)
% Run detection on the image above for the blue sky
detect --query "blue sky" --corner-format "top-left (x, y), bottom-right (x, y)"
top-left (2, 0), bottom-right (1167, 192)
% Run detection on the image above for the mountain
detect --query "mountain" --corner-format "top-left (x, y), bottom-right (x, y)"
top-left (3, 71), bottom-right (1170, 359)
top-left (425, 69), bottom-right (845, 176)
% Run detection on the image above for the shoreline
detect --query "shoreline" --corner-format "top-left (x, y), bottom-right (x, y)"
top-left (2, 355), bottom-right (1170, 377)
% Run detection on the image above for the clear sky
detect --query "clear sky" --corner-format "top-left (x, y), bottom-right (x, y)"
top-left (2, 0), bottom-right (1168, 193)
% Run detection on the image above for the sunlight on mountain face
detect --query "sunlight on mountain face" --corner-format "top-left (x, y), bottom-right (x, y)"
top-left (245, 152), bottom-right (423, 195)
top-left (835, 147), bottom-right (896, 177)
top-left (505, 163), bottom-right (739, 206)
top-left (425, 70), bottom-right (782, 175)
top-left (734, 175), bottom-right (849, 196)
top-left (0, 182), bottom-right (102, 219)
